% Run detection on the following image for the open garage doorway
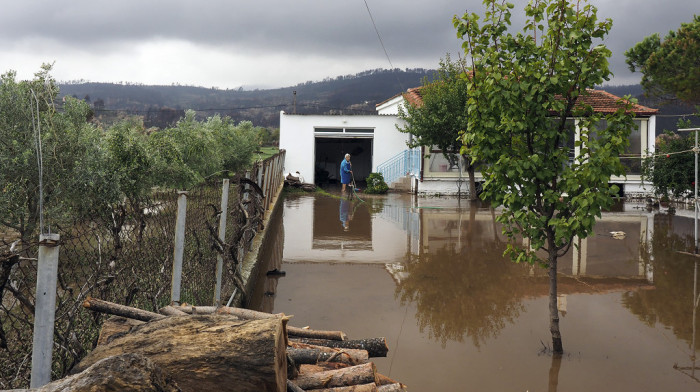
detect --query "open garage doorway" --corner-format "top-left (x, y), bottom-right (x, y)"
top-left (314, 137), bottom-right (372, 185)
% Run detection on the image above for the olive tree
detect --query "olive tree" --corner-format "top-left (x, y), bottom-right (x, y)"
top-left (454, 0), bottom-right (636, 353)
top-left (0, 65), bottom-right (116, 240)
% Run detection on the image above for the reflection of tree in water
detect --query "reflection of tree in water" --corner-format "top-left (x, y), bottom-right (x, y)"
top-left (396, 238), bottom-right (529, 349)
top-left (621, 216), bottom-right (698, 345)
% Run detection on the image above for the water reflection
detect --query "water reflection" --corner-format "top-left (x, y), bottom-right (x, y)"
top-left (620, 214), bottom-right (700, 382)
top-left (283, 194), bottom-right (410, 263)
top-left (394, 203), bottom-right (659, 349)
top-left (253, 194), bottom-right (700, 390)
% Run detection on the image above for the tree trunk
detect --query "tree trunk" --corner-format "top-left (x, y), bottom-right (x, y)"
top-left (33, 353), bottom-right (181, 392)
top-left (287, 347), bottom-right (368, 366)
top-left (290, 337), bottom-right (388, 358)
top-left (548, 246), bottom-right (563, 354)
top-left (97, 316), bottom-right (144, 346)
top-left (75, 315), bottom-right (289, 392)
top-left (287, 326), bottom-right (347, 341)
top-left (466, 161), bottom-right (477, 201)
top-left (306, 384), bottom-right (378, 392)
top-left (83, 297), bottom-right (164, 322)
top-left (292, 362), bottom-right (379, 390)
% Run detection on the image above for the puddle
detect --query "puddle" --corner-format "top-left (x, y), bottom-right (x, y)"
top-left (250, 193), bottom-right (700, 391)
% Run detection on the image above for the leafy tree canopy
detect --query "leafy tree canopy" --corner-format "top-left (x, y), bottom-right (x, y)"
top-left (641, 119), bottom-right (696, 199)
top-left (454, 0), bottom-right (637, 353)
top-left (398, 54), bottom-right (480, 199)
top-left (0, 65), bottom-right (263, 240)
top-left (0, 64), bottom-right (116, 238)
top-left (625, 15), bottom-right (700, 105)
top-left (398, 54), bottom-right (469, 154)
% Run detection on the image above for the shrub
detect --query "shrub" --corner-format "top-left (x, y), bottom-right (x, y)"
top-left (365, 172), bottom-right (389, 194)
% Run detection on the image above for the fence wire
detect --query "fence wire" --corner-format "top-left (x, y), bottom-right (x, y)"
top-left (0, 151), bottom-right (284, 388)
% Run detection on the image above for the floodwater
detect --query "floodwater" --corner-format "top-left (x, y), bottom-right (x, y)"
top-left (249, 192), bottom-right (700, 391)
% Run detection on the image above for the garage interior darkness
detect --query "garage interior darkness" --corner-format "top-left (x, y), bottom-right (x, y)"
top-left (314, 137), bottom-right (372, 185)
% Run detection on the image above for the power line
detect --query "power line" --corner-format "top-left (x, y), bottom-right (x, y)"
top-left (363, 0), bottom-right (405, 93)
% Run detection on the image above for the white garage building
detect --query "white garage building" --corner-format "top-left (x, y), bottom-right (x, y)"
top-left (278, 112), bottom-right (411, 185)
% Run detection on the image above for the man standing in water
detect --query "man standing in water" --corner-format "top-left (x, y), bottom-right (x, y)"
top-left (340, 153), bottom-right (352, 195)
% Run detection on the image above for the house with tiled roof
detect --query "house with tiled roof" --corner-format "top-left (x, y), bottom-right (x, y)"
top-left (375, 87), bottom-right (658, 197)
top-left (279, 87), bottom-right (657, 197)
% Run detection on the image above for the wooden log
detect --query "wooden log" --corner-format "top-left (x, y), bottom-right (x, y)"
top-left (300, 363), bottom-right (350, 373)
top-left (287, 380), bottom-right (305, 392)
top-left (306, 384), bottom-right (377, 392)
top-left (375, 374), bottom-right (398, 386)
top-left (75, 315), bottom-right (289, 392)
top-left (289, 342), bottom-right (369, 363)
top-left (176, 305), bottom-right (218, 314)
top-left (376, 384), bottom-right (407, 392)
top-left (33, 353), bottom-right (180, 392)
top-left (83, 297), bottom-right (164, 322)
top-left (292, 362), bottom-right (379, 390)
top-left (215, 305), bottom-right (287, 320)
top-left (287, 347), bottom-right (368, 366)
top-left (290, 338), bottom-right (388, 358)
top-left (96, 316), bottom-right (144, 346)
top-left (287, 326), bottom-right (347, 341)
top-left (159, 305), bottom-right (188, 316)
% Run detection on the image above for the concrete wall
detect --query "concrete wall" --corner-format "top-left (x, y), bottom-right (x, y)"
top-left (279, 112), bottom-right (409, 183)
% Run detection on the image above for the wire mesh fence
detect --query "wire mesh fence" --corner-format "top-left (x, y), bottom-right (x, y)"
top-left (0, 150), bottom-right (285, 388)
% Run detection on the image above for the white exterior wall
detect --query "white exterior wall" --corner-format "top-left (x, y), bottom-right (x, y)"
top-left (375, 95), bottom-right (405, 115)
top-left (279, 111), bottom-right (409, 183)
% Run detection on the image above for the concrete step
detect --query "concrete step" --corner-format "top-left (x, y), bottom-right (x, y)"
top-left (390, 176), bottom-right (412, 191)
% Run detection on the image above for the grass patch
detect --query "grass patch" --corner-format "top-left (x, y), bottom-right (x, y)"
top-left (252, 147), bottom-right (279, 162)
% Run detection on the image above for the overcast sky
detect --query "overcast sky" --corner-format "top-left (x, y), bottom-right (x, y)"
top-left (0, 1), bottom-right (696, 90)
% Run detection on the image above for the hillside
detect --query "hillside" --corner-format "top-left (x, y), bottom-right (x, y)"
top-left (59, 68), bottom-right (436, 129)
top-left (58, 71), bottom-right (698, 133)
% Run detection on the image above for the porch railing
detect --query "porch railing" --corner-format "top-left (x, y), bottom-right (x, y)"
top-left (377, 149), bottom-right (421, 185)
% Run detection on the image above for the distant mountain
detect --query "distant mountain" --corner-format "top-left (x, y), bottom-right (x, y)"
top-left (59, 68), bottom-right (436, 129)
top-left (58, 71), bottom-right (698, 133)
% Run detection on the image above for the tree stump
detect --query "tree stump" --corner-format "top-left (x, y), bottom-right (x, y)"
top-left (35, 353), bottom-right (180, 392)
top-left (74, 315), bottom-right (288, 392)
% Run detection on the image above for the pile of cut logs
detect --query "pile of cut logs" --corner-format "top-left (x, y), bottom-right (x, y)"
top-left (28, 298), bottom-right (407, 392)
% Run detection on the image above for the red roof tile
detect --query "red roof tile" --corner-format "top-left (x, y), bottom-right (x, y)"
top-left (576, 89), bottom-right (657, 116)
top-left (399, 86), bottom-right (657, 116)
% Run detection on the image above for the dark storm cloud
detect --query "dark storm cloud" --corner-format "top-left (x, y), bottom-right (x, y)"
top-left (0, 0), bottom-right (696, 86)
top-left (0, 1), bottom-right (463, 58)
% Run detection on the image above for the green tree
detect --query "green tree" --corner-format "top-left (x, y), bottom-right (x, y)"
top-left (625, 15), bottom-right (700, 105)
top-left (641, 120), bottom-right (695, 199)
top-left (454, 0), bottom-right (636, 353)
top-left (398, 55), bottom-right (479, 200)
top-left (0, 65), bottom-right (116, 240)
top-left (159, 111), bottom-right (259, 186)
top-left (104, 118), bottom-right (156, 200)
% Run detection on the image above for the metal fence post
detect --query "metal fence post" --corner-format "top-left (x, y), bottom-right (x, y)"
top-left (171, 191), bottom-right (188, 305)
top-left (213, 179), bottom-right (229, 306)
top-left (30, 233), bottom-right (60, 388)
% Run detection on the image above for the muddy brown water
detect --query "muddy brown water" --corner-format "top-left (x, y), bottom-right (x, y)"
top-left (250, 192), bottom-right (700, 391)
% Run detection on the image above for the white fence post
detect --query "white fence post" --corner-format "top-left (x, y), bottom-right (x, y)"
top-left (171, 191), bottom-right (188, 305)
top-left (213, 179), bottom-right (230, 306)
top-left (30, 233), bottom-right (60, 388)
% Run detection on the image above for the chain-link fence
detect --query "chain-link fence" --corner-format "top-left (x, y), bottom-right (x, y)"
top-left (0, 150), bottom-right (285, 389)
